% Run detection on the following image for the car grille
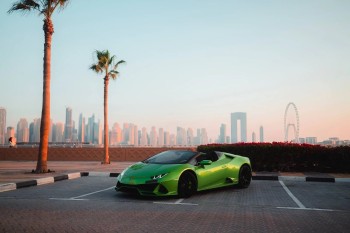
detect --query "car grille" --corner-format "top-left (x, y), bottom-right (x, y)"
top-left (116, 181), bottom-right (159, 195)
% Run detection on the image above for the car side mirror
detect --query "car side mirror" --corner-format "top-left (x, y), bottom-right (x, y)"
top-left (199, 160), bottom-right (212, 166)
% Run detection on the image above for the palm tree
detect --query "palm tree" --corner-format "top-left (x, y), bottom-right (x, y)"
top-left (90, 50), bottom-right (125, 164)
top-left (8, 0), bottom-right (70, 173)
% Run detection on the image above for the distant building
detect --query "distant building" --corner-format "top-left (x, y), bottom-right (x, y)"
top-left (31, 118), bottom-right (41, 143)
top-left (110, 123), bottom-right (122, 145)
top-left (305, 137), bottom-right (317, 145)
top-left (259, 126), bottom-right (264, 142)
top-left (158, 128), bottom-right (164, 146)
top-left (231, 112), bottom-right (247, 143)
top-left (140, 127), bottom-right (148, 146)
top-left (53, 122), bottom-right (64, 143)
top-left (17, 118), bottom-right (29, 143)
top-left (64, 107), bottom-right (73, 142)
top-left (187, 128), bottom-right (194, 146)
top-left (93, 120), bottom-right (102, 144)
top-left (219, 124), bottom-right (227, 143)
top-left (200, 128), bottom-right (208, 145)
top-left (78, 113), bottom-right (85, 143)
top-left (0, 107), bottom-right (6, 145)
top-left (176, 127), bottom-right (186, 146)
top-left (150, 126), bottom-right (157, 147)
top-left (164, 131), bottom-right (170, 146)
top-left (252, 132), bottom-right (256, 142)
top-left (6, 127), bottom-right (15, 143)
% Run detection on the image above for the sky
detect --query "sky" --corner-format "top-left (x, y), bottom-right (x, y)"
top-left (1, 0), bottom-right (350, 142)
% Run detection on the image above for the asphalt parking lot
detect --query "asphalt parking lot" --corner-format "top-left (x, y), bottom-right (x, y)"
top-left (1, 177), bottom-right (349, 233)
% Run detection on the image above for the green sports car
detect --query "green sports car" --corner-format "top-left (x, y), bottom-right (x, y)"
top-left (115, 150), bottom-right (252, 197)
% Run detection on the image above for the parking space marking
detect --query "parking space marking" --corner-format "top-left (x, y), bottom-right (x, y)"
top-left (277, 207), bottom-right (337, 212)
top-left (50, 198), bottom-right (88, 201)
top-left (71, 186), bottom-right (115, 199)
top-left (50, 186), bottom-right (115, 201)
top-left (153, 198), bottom-right (198, 206)
top-left (279, 180), bottom-right (306, 209)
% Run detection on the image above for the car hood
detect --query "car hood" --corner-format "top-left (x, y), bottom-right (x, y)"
top-left (121, 162), bottom-right (185, 178)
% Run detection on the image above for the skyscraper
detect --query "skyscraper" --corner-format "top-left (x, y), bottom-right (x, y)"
top-left (32, 118), bottom-right (41, 143)
top-left (140, 127), bottom-right (148, 146)
top-left (176, 127), bottom-right (186, 146)
top-left (53, 122), bottom-right (64, 143)
top-left (110, 123), bottom-right (122, 145)
top-left (86, 114), bottom-right (95, 143)
top-left (231, 112), bottom-right (247, 143)
top-left (133, 125), bottom-right (138, 146)
top-left (0, 107), bottom-right (6, 145)
top-left (259, 126), bottom-right (264, 143)
top-left (187, 128), bottom-right (194, 146)
top-left (6, 127), bottom-right (15, 143)
top-left (17, 118), bottom-right (29, 143)
top-left (158, 128), bottom-right (164, 146)
top-left (164, 131), bottom-right (170, 146)
top-left (78, 113), bottom-right (85, 143)
top-left (200, 128), bottom-right (208, 145)
top-left (93, 120), bottom-right (102, 144)
top-left (252, 132), bottom-right (256, 143)
top-left (219, 124), bottom-right (227, 143)
top-left (150, 126), bottom-right (157, 147)
top-left (64, 107), bottom-right (73, 142)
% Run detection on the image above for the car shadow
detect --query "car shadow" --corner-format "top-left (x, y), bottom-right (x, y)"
top-left (113, 184), bottom-right (244, 201)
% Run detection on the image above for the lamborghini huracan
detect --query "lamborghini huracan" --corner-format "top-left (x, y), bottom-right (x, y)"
top-left (115, 150), bottom-right (252, 197)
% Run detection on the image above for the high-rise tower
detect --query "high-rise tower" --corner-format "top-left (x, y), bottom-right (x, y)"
top-left (231, 112), bottom-right (247, 143)
top-left (219, 124), bottom-right (227, 143)
top-left (78, 113), bottom-right (85, 143)
top-left (17, 118), bottom-right (29, 143)
top-left (65, 107), bottom-right (73, 142)
top-left (0, 107), bottom-right (6, 145)
top-left (259, 126), bottom-right (264, 142)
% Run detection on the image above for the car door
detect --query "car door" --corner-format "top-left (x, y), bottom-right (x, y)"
top-left (194, 153), bottom-right (228, 190)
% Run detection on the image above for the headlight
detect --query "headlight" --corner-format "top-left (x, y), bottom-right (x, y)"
top-left (151, 173), bottom-right (168, 180)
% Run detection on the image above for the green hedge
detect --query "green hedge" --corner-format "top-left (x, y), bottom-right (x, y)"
top-left (197, 143), bottom-right (350, 173)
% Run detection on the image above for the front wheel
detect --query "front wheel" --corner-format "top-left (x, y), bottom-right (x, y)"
top-left (238, 165), bottom-right (252, 188)
top-left (178, 172), bottom-right (197, 198)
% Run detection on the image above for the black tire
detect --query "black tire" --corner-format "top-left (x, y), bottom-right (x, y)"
top-left (238, 165), bottom-right (252, 188)
top-left (178, 172), bottom-right (197, 198)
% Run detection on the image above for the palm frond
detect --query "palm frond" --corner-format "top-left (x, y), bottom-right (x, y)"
top-left (89, 64), bottom-right (102, 73)
top-left (114, 60), bottom-right (126, 70)
top-left (96, 50), bottom-right (108, 61)
top-left (110, 73), bottom-right (117, 80)
top-left (91, 50), bottom-right (125, 80)
top-left (109, 55), bottom-right (115, 65)
top-left (8, 0), bottom-right (40, 14)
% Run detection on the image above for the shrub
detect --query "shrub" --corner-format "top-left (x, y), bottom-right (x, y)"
top-left (197, 143), bottom-right (350, 173)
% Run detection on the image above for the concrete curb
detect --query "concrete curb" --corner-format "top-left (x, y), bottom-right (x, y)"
top-left (0, 172), bottom-right (82, 193)
top-left (1, 173), bottom-right (349, 193)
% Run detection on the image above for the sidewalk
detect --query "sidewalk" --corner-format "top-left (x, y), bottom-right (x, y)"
top-left (1, 161), bottom-right (349, 192)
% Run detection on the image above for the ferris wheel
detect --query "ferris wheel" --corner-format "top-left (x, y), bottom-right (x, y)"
top-left (284, 102), bottom-right (300, 142)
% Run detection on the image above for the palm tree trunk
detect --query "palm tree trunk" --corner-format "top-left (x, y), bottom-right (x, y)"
top-left (36, 18), bottom-right (54, 173)
top-left (103, 77), bottom-right (110, 164)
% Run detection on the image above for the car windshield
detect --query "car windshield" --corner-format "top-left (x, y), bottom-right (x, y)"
top-left (143, 150), bottom-right (198, 164)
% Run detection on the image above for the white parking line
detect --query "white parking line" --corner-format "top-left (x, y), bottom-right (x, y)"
top-left (277, 207), bottom-right (337, 212)
top-left (50, 186), bottom-right (115, 201)
top-left (71, 186), bottom-right (115, 199)
top-left (279, 180), bottom-right (305, 209)
top-left (154, 198), bottom-right (198, 206)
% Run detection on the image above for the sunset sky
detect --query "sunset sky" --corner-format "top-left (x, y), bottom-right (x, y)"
top-left (1, 0), bottom-right (349, 142)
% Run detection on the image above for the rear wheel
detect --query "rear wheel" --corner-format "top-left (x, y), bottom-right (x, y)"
top-left (178, 172), bottom-right (197, 198)
top-left (238, 165), bottom-right (252, 188)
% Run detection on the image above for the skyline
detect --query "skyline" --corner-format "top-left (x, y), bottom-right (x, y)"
top-left (1, 0), bottom-right (350, 142)
top-left (1, 106), bottom-right (348, 145)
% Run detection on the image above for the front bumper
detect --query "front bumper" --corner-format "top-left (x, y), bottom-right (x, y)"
top-left (115, 179), bottom-right (178, 196)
